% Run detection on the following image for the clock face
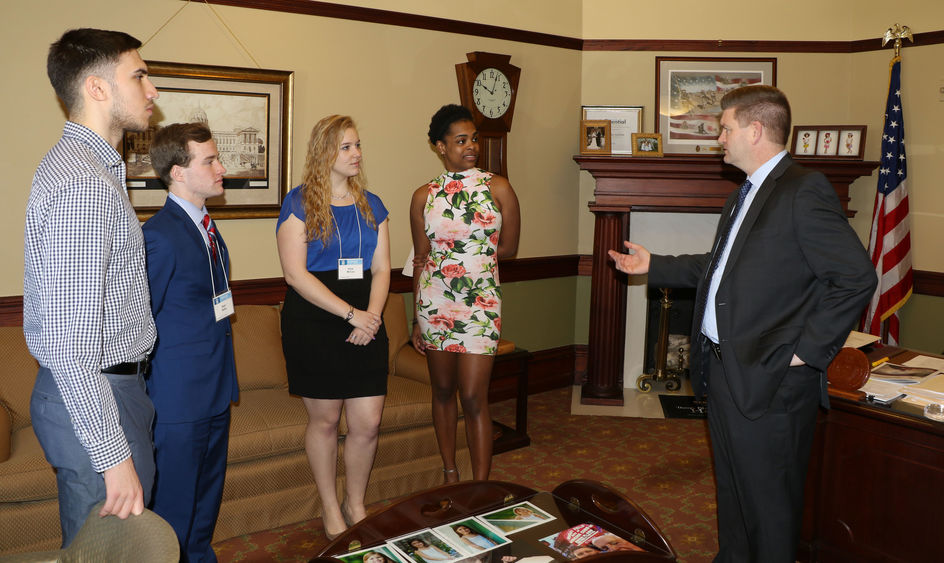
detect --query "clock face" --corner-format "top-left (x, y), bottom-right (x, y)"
top-left (473, 67), bottom-right (512, 119)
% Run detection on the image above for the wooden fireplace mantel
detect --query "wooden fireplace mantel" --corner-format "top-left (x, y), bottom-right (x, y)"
top-left (575, 154), bottom-right (879, 405)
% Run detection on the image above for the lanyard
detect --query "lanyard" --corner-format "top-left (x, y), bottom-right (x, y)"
top-left (332, 203), bottom-right (362, 260)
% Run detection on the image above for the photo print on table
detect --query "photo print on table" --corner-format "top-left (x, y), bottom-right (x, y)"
top-left (388, 529), bottom-right (465, 563)
top-left (434, 518), bottom-right (510, 556)
top-left (337, 545), bottom-right (412, 563)
top-left (479, 501), bottom-right (554, 534)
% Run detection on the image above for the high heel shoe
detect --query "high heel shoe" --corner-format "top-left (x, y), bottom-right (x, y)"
top-left (340, 500), bottom-right (356, 528)
top-left (324, 508), bottom-right (348, 541)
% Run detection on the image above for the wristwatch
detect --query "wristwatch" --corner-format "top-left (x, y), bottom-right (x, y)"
top-left (345, 306), bottom-right (354, 321)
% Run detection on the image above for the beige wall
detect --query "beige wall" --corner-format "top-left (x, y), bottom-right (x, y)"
top-left (0, 0), bottom-right (581, 297)
top-left (576, 0), bottom-right (944, 354)
top-left (577, 1), bottom-right (944, 272)
top-left (1, 0), bottom-right (940, 352)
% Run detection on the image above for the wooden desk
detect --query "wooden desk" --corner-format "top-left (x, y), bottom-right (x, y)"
top-left (800, 350), bottom-right (944, 562)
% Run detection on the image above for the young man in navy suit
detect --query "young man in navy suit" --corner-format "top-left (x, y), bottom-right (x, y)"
top-left (144, 122), bottom-right (239, 562)
top-left (608, 86), bottom-right (876, 562)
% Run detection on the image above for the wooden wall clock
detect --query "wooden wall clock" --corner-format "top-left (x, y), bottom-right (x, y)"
top-left (455, 51), bottom-right (521, 178)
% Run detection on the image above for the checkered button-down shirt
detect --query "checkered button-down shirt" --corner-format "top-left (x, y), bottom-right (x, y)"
top-left (24, 121), bottom-right (157, 473)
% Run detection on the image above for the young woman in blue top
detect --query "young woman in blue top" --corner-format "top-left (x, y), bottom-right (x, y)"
top-left (276, 115), bottom-right (390, 539)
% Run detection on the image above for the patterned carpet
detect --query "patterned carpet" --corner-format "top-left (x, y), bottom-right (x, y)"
top-left (213, 386), bottom-right (718, 562)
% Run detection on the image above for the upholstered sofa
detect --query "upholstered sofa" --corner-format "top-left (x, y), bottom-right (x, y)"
top-left (0, 293), bottom-right (471, 556)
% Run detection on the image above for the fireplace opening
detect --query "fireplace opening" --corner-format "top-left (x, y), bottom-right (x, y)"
top-left (643, 287), bottom-right (695, 380)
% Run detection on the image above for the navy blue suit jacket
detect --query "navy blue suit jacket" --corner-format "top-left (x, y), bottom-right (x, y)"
top-left (143, 198), bottom-right (238, 423)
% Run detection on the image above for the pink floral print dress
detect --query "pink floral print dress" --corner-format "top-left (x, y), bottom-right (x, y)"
top-left (416, 168), bottom-right (503, 355)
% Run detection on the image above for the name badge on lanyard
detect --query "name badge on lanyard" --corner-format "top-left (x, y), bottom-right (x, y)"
top-left (334, 203), bottom-right (364, 280)
top-left (213, 290), bottom-right (235, 321)
top-left (338, 258), bottom-right (364, 280)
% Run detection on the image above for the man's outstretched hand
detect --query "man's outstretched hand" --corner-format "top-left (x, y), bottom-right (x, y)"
top-left (608, 241), bottom-right (651, 275)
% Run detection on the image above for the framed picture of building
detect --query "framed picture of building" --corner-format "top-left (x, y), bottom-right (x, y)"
top-left (123, 61), bottom-right (293, 219)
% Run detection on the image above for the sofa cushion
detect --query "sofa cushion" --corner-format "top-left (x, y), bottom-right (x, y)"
top-left (383, 293), bottom-right (410, 376)
top-left (0, 328), bottom-right (40, 433)
top-left (231, 305), bottom-right (288, 391)
top-left (0, 426), bottom-right (56, 503)
top-left (394, 346), bottom-right (432, 386)
top-left (228, 388), bottom-right (306, 463)
top-left (0, 406), bottom-right (10, 462)
top-left (338, 375), bottom-right (434, 435)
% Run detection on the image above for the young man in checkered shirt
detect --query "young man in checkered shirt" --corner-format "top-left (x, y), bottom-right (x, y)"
top-left (23, 28), bottom-right (159, 546)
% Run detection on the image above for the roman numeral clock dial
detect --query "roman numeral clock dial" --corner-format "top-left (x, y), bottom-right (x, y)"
top-left (455, 52), bottom-right (521, 178)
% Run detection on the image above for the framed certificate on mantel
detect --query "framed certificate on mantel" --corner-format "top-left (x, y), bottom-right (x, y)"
top-left (581, 106), bottom-right (642, 155)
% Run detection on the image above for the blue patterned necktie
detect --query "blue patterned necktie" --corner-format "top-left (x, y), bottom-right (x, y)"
top-left (695, 179), bottom-right (752, 332)
top-left (706, 179), bottom-right (752, 281)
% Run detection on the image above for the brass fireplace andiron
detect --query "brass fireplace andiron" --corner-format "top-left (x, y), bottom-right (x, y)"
top-left (636, 288), bottom-right (684, 393)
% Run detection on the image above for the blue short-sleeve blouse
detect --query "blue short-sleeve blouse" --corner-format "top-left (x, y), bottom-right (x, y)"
top-left (276, 185), bottom-right (388, 272)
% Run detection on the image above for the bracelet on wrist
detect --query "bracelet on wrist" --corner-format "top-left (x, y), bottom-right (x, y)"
top-left (345, 306), bottom-right (354, 321)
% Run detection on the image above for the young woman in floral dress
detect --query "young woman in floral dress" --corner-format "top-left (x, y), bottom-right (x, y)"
top-left (410, 104), bottom-right (520, 482)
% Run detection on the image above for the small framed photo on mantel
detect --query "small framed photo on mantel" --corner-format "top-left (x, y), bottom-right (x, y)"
top-left (631, 133), bottom-right (663, 157)
top-left (579, 120), bottom-right (611, 155)
top-left (791, 125), bottom-right (866, 159)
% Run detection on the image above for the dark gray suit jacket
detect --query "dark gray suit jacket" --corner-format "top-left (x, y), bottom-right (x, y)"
top-left (649, 155), bottom-right (876, 419)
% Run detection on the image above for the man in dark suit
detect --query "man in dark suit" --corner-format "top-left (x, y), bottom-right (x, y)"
top-left (608, 86), bottom-right (876, 562)
top-left (144, 122), bottom-right (239, 562)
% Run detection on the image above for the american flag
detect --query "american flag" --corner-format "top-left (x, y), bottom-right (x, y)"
top-left (862, 56), bottom-right (913, 344)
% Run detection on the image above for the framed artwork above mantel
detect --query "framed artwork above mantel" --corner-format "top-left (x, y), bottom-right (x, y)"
top-left (655, 57), bottom-right (777, 156)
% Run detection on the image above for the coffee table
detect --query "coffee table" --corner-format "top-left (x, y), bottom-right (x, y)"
top-left (313, 480), bottom-right (676, 562)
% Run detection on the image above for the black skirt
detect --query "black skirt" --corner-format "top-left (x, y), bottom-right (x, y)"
top-left (281, 270), bottom-right (389, 399)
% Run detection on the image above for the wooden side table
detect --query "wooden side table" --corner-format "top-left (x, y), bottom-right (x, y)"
top-left (490, 348), bottom-right (531, 453)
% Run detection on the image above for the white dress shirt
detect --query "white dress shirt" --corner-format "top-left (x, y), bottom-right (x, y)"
top-left (702, 150), bottom-right (788, 343)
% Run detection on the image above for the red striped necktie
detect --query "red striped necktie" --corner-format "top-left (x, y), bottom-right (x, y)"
top-left (202, 213), bottom-right (218, 260)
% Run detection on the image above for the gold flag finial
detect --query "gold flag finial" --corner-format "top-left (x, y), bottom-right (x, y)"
top-left (882, 24), bottom-right (913, 57)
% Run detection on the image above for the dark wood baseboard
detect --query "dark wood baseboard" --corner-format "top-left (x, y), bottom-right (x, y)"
top-left (915, 270), bottom-right (944, 298)
top-left (0, 295), bottom-right (22, 328)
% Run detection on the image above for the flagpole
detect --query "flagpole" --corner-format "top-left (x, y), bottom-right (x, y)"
top-left (862, 24), bottom-right (914, 345)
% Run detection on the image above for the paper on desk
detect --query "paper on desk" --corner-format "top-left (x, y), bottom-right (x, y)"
top-left (844, 330), bottom-right (881, 349)
top-left (861, 379), bottom-right (905, 404)
top-left (901, 395), bottom-right (936, 407)
top-left (903, 355), bottom-right (944, 372)
top-left (870, 363), bottom-right (936, 385)
top-left (900, 372), bottom-right (944, 403)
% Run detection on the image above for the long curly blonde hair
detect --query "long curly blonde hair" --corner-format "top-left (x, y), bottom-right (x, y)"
top-left (300, 115), bottom-right (376, 243)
